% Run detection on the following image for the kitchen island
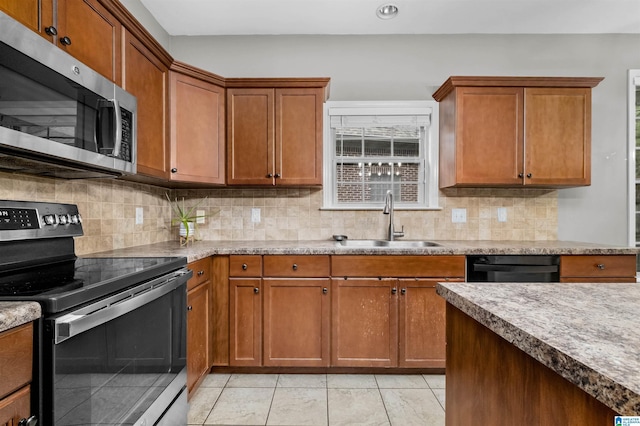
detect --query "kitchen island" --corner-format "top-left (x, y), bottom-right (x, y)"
top-left (436, 281), bottom-right (640, 425)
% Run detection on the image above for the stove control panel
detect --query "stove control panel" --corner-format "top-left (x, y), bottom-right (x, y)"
top-left (0, 200), bottom-right (83, 240)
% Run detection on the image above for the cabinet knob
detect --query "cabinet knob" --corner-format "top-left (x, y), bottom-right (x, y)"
top-left (518, 173), bottom-right (524, 178)
top-left (254, 287), bottom-right (260, 294)
top-left (275, 173), bottom-right (281, 178)
top-left (45, 26), bottom-right (57, 36)
top-left (197, 270), bottom-right (204, 276)
top-left (401, 288), bottom-right (406, 295)
top-left (391, 287), bottom-right (397, 295)
top-left (323, 287), bottom-right (328, 294)
top-left (597, 263), bottom-right (605, 270)
top-left (171, 168), bottom-right (178, 173)
top-left (18, 416), bottom-right (38, 426)
top-left (59, 36), bottom-right (72, 46)
top-left (187, 305), bottom-right (193, 311)
top-left (242, 263), bottom-right (248, 270)
top-left (267, 173), bottom-right (274, 178)
top-left (526, 173), bottom-right (532, 178)
top-left (292, 263), bottom-right (298, 271)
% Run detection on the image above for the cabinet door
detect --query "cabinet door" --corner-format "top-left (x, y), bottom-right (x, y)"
top-left (331, 278), bottom-right (398, 367)
top-left (263, 278), bottom-right (330, 367)
top-left (0, 0), bottom-right (53, 39)
top-left (123, 30), bottom-right (168, 179)
top-left (229, 278), bottom-right (262, 366)
top-left (275, 88), bottom-right (323, 186)
top-left (398, 279), bottom-right (456, 368)
top-left (227, 88), bottom-right (274, 185)
top-left (452, 87), bottom-right (524, 186)
top-left (187, 281), bottom-right (210, 397)
top-left (524, 88), bottom-right (591, 186)
top-left (0, 385), bottom-right (30, 426)
top-left (169, 72), bottom-right (225, 184)
top-left (57, 0), bottom-right (121, 84)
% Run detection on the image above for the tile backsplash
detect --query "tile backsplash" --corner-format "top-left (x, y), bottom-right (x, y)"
top-left (2, 172), bottom-right (557, 256)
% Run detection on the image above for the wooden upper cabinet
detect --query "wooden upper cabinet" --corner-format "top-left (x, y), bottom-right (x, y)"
top-left (123, 30), bottom-right (169, 179)
top-left (169, 63), bottom-right (226, 184)
top-left (57, 0), bottom-right (122, 84)
top-left (433, 76), bottom-right (602, 188)
top-left (275, 88), bottom-right (324, 186)
top-left (226, 88), bottom-right (273, 185)
top-left (226, 79), bottom-right (330, 186)
top-left (1, 0), bottom-right (119, 82)
top-left (524, 88), bottom-right (591, 186)
top-left (0, 0), bottom-right (53, 39)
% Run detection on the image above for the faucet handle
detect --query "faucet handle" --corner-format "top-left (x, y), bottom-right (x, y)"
top-left (394, 226), bottom-right (405, 238)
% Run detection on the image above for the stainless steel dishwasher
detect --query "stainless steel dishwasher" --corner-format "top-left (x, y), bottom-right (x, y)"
top-left (466, 255), bottom-right (560, 282)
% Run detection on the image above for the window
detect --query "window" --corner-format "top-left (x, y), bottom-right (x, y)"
top-left (323, 101), bottom-right (439, 209)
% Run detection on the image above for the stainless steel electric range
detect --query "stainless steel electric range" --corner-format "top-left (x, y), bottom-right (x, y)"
top-left (0, 200), bottom-right (191, 426)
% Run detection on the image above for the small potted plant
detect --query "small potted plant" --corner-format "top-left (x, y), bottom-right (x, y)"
top-left (166, 194), bottom-right (209, 246)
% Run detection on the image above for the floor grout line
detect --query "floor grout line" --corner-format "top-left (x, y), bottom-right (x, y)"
top-left (192, 373), bottom-right (445, 426)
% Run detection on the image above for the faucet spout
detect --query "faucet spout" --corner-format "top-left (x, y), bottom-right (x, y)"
top-left (383, 190), bottom-right (404, 241)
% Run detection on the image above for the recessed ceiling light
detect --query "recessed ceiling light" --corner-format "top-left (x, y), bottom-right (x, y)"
top-left (376, 3), bottom-right (399, 20)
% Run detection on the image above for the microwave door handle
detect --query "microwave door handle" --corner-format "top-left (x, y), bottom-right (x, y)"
top-left (112, 98), bottom-right (122, 158)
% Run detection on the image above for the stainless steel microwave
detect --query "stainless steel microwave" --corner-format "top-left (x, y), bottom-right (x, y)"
top-left (0, 12), bottom-right (136, 178)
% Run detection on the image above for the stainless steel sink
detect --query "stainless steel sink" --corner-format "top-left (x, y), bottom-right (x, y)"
top-left (336, 239), bottom-right (440, 248)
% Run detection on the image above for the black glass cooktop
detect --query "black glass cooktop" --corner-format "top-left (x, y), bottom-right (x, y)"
top-left (0, 256), bottom-right (187, 313)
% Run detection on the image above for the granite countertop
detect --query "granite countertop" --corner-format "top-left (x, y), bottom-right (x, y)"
top-left (88, 239), bottom-right (637, 263)
top-left (436, 281), bottom-right (640, 415)
top-left (0, 302), bottom-right (41, 333)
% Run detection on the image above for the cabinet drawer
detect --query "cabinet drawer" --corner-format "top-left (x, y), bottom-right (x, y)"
top-left (0, 323), bottom-right (32, 400)
top-left (560, 255), bottom-right (636, 278)
top-left (264, 255), bottom-right (330, 277)
top-left (331, 255), bottom-right (465, 278)
top-left (229, 255), bottom-right (262, 277)
top-left (187, 257), bottom-right (211, 290)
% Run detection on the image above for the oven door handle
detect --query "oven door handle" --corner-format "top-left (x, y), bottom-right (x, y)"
top-left (53, 269), bottom-right (190, 344)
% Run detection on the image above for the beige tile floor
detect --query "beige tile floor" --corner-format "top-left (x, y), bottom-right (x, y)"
top-left (188, 373), bottom-right (445, 426)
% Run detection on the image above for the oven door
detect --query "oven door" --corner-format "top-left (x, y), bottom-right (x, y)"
top-left (42, 269), bottom-right (190, 426)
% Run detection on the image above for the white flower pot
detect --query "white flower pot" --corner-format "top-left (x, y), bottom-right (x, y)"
top-left (179, 221), bottom-right (195, 245)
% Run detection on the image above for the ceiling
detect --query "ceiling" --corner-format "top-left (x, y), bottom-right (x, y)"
top-left (140, 0), bottom-right (640, 36)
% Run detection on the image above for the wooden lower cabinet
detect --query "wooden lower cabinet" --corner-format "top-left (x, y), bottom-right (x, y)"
top-left (331, 278), bottom-right (398, 367)
top-left (186, 258), bottom-right (212, 398)
top-left (399, 279), bottom-right (454, 368)
top-left (560, 255), bottom-right (636, 282)
top-left (263, 279), bottom-right (330, 367)
top-left (223, 255), bottom-right (463, 369)
top-left (0, 385), bottom-right (30, 426)
top-left (0, 323), bottom-right (34, 425)
top-left (229, 278), bottom-right (262, 366)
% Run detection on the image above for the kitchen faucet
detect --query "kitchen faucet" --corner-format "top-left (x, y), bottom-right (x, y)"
top-left (383, 190), bottom-right (404, 241)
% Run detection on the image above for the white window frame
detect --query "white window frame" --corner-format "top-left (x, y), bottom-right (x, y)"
top-left (322, 100), bottom-right (440, 210)
top-left (627, 70), bottom-right (640, 248)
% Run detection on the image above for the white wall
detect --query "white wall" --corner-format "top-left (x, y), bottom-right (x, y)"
top-left (119, 0), bottom-right (171, 49)
top-left (166, 33), bottom-right (640, 245)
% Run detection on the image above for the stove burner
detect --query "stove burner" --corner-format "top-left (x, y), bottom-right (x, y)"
top-left (0, 260), bottom-right (80, 296)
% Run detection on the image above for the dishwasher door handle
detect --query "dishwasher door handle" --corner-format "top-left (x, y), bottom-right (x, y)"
top-left (473, 264), bottom-right (559, 273)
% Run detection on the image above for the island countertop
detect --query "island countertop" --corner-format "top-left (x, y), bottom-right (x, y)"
top-left (88, 239), bottom-right (637, 263)
top-left (436, 281), bottom-right (640, 415)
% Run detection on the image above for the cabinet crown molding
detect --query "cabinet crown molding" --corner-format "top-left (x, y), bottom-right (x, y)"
top-left (432, 76), bottom-right (604, 102)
